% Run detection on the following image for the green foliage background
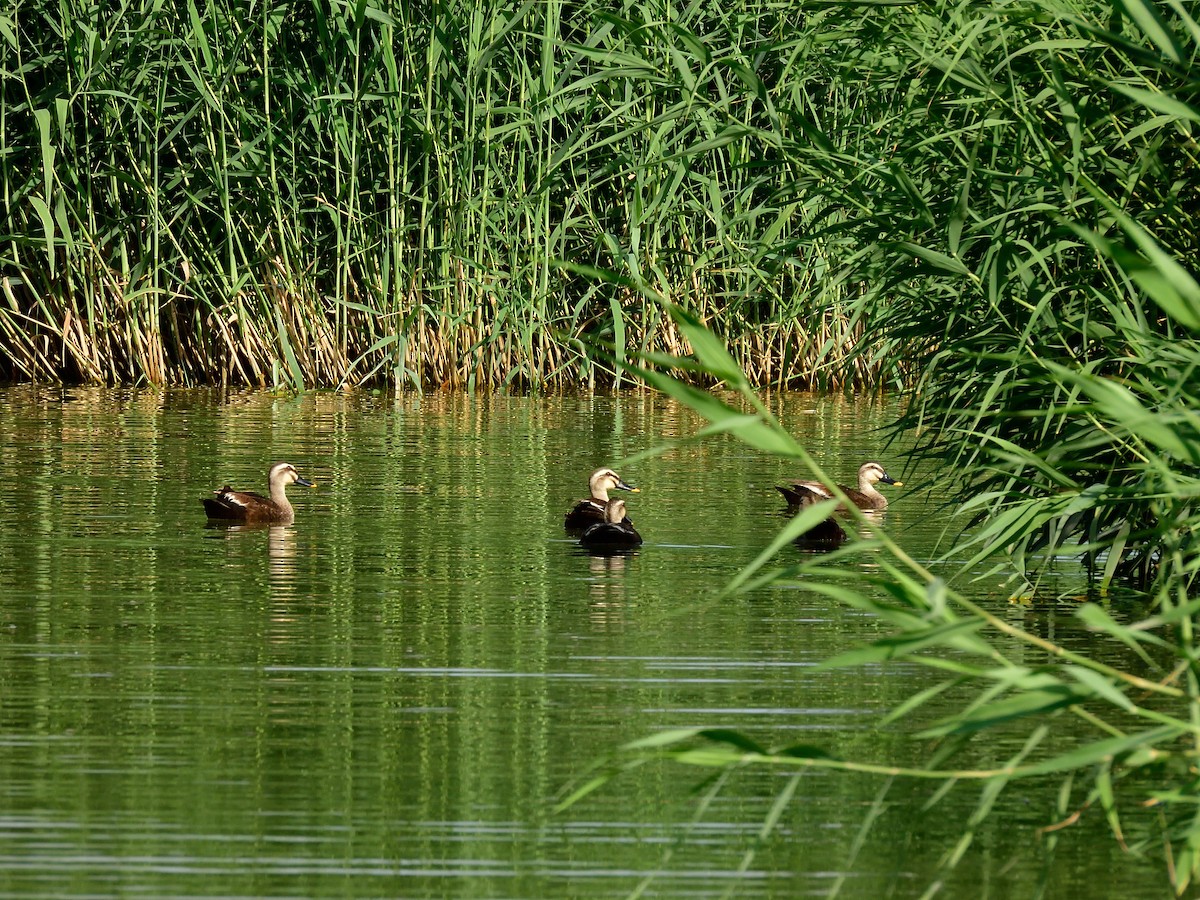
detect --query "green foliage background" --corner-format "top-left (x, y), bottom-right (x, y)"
top-left (2, 0), bottom-right (872, 390)
top-left (6, 0), bottom-right (1200, 892)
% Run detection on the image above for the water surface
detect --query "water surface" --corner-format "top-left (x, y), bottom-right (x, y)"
top-left (0, 387), bottom-right (1161, 897)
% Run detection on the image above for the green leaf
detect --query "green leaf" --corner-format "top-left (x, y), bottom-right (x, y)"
top-left (554, 773), bottom-right (617, 812)
top-left (897, 241), bottom-right (971, 276)
top-left (186, 0), bottom-right (215, 72)
top-left (1111, 84), bottom-right (1200, 123)
top-left (1042, 361), bottom-right (1200, 460)
top-left (623, 727), bottom-right (707, 751)
top-left (1095, 761), bottom-right (1125, 846)
top-left (1019, 726), bottom-right (1182, 776)
top-left (1063, 666), bottom-right (1135, 711)
top-left (721, 500), bottom-right (844, 596)
top-left (881, 679), bottom-right (959, 725)
top-left (1076, 603), bottom-right (1167, 664)
top-left (636, 366), bottom-right (802, 456)
top-left (27, 195), bottom-right (55, 274)
top-left (35, 107), bottom-right (54, 204)
top-left (919, 684), bottom-right (1087, 736)
top-left (1070, 199), bottom-right (1200, 331)
top-left (672, 748), bottom-right (757, 766)
top-left (694, 729), bottom-right (769, 754)
top-left (814, 619), bottom-right (988, 671)
top-left (275, 312), bottom-right (306, 393)
top-left (776, 743), bottom-right (837, 760)
top-left (665, 303), bottom-right (746, 385)
top-left (1114, 0), bottom-right (1185, 62)
top-left (609, 294), bottom-right (626, 376)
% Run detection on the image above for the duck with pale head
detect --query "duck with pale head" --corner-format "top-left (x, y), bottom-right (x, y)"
top-left (579, 498), bottom-right (643, 553)
top-left (201, 462), bottom-right (315, 524)
top-left (776, 461), bottom-right (903, 512)
top-left (564, 467), bottom-right (639, 534)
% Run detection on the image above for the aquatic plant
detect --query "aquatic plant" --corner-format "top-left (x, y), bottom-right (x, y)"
top-left (567, 294), bottom-right (1200, 894)
top-left (556, 0), bottom-right (1200, 894)
top-left (0, 0), bottom-right (871, 390)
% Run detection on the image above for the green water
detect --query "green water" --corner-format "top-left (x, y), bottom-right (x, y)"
top-left (0, 387), bottom-right (1164, 897)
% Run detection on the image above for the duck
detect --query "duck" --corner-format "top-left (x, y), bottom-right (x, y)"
top-left (580, 499), bottom-right (643, 552)
top-left (564, 467), bottom-right (639, 534)
top-left (776, 461), bottom-right (903, 511)
top-left (201, 462), bottom-right (315, 524)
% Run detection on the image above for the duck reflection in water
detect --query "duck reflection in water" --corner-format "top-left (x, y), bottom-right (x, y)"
top-left (787, 494), bottom-right (849, 550)
top-left (588, 553), bottom-right (629, 629)
top-left (579, 498), bottom-right (643, 554)
top-left (267, 525), bottom-right (298, 583)
top-left (203, 521), bottom-right (300, 599)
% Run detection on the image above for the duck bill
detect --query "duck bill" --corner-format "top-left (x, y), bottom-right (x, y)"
top-left (295, 477), bottom-right (316, 488)
top-left (617, 481), bottom-right (640, 493)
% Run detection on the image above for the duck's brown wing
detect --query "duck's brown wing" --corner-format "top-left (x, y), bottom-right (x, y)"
top-left (841, 487), bottom-right (886, 510)
top-left (564, 498), bottom-right (606, 533)
top-left (776, 481), bottom-right (831, 507)
top-left (202, 488), bottom-right (271, 520)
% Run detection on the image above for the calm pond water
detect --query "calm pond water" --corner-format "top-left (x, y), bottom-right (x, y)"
top-left (0, 387), bottom-right (1167, 898)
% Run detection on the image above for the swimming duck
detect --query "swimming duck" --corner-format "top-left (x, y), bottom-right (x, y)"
top-left (564, 467), bottom-right (639, 534)
top-left (580, 499), bottom-right (643, 552)
top-left (201, 462), bottom-right (315, 524)
top-left (777, 462), bottom-right (903, 511)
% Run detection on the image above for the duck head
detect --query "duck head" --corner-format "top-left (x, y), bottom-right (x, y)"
top-left (604, 498), bottom-right (629, 525)
top-left (269, 462), bottom-right (316, 491)
top-left (858, 462), bottom-right (902, 489)
top-left (589, 467), bottom-right (639, 501)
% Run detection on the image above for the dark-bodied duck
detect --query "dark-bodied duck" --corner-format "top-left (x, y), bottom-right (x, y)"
top-left (564, 467), bottom-right (639, 534)
top-left (777, 461), bottom-right (903, 512)
top-left (580, 499), bottom-right (643, 552)
top-left (201, 462), bottom-right (315, 524)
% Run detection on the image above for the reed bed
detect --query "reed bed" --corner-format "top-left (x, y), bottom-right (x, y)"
top-left (4, 0), bottom-right (1195, 578)
top-left (0, 0), bottom-right (875, 391)
top-left (8, 0), bottom-right (1200, 888)
top-left (555, 0), bottom-right (1200, 892)
top-left (566, 0), bottom-right (1200, 593)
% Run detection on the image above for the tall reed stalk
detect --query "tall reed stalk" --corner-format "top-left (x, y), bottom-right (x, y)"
top-left (0, 0), bottom-right (873, 390)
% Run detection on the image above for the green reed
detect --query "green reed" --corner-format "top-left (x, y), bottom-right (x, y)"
top-left (559, 0), bottom-right (1200, 587)
top-left (555, 0), bottom-right (1200, 894)
top-left (0, 0), bottom-right (871, 390)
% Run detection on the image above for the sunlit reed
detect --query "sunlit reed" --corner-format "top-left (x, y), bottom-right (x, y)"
top-left (0, 0), bottom-right (876, 391)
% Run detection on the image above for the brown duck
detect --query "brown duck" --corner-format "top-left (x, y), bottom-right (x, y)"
top-left (579, 499), bottom-right (643, 552)
top-left (777, 462), bottom-right (902, 512)
top-left (564, 467), bottom-right (639, 534)
top-left (201, 462), bottom-right (315, 524)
